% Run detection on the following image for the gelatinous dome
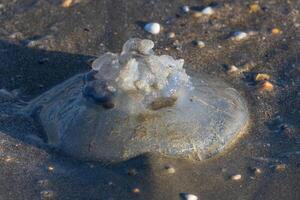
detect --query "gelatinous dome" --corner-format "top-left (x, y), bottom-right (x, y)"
top-left (24, 38), bottom-right (249, 162)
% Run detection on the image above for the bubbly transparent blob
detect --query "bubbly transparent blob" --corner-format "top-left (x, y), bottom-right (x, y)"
top-left (24, 38), bottom-right (249, 162)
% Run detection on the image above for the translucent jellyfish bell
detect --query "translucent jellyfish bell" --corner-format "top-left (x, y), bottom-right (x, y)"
top-left (24, 38), bottom-right (249, 162)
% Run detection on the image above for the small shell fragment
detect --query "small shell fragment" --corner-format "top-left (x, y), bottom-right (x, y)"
top-left (275, 164), bottom-right (286, 172)
top-left (195, 40), bottom-right (205, 48)
top-left (227, 65), bottom-right (239, 73)
top-left (249, 3), bottom-right (261, 13)
top-left (180, 193), bottom-right (198, 200)
top-left (201, 6), bottom-right (214, 15)
top-left (164, 165), bottom-right (176, 174)
top-left (271, 28), bottom-right (282, 35)
top-left (258, 81), bottom-right (274, 92)
top-left (255, 73), bottom-right (270, 82)
top-left (230, 174), bottom-right (242, 181)
top-left (167, 32), bottom-right (176, 38)
top-left (231, 32), bottom-right (248, 41)
top-left (62, 0), bottom-right (74, 8)
top-left (144, 23), bottom-right (161, 35)
top-left (132, 188), bottom-right (141, 194)
top-left (181, 6), bottom-right (190, 13)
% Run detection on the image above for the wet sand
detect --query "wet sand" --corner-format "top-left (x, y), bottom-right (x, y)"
top-left (0, 0), bottom-right (299, 199)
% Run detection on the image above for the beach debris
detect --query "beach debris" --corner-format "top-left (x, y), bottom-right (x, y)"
top-left (230, 174), bottom-right (242, 181)
top-left (132, 188), bottom-right (141, 194)
top-left (164, 165), bottom-right (176, 174)
top-left (180, 193), bottom-right (198, 200)
top-left (271, 28), bottom-right (282, 35)
top-left (181, 5), bottom-right (190, 13)
top-left (40, 190), bottom-right (54, 199)
top-left (274, 164), bottom-right (286, 172)
top-left (255, 73), bottom-right (270, 82)
top-left (231, 31), bottom-right (248, 41)
top-left (258, 81), bottom-right (274, 92)
top-left (144, 22), bottom-right (161, 35)
top-left (195, 40), bottom-right (205, 48)
top-left (249, 3), bottom-right (261, 13)
top-left (167, 32), bottom-right (176, 38)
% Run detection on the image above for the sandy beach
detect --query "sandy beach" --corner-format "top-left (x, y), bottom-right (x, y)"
top-left (0, 0), bottom-right (299, 199)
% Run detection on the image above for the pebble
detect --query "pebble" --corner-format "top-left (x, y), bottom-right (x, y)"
top-left (180, 193), bottom-right (198, 200)
top-left (181, 6), bottom-right (190, 13)
top-left (195, 40), bottom-right (205, 48)
top-left (167, 32), bottom-right (176, 38)
top-left (255, 73), bottom-right (270, 82)
top-left (201, 6), bottom-right (214, 15)
top-left (164, 165), bottom-right (176, 174)
top-left (230, 174), bottom-right (242, 181)
top-left (231, 31), bottom-right (248, 41)
top-left (144, 23), bottom-right (161, 35)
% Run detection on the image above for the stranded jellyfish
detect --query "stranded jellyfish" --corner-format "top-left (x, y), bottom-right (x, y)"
top-left (24, 38), bottom-right (249, 162)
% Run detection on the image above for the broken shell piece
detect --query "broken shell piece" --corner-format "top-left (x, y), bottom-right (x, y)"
top-left (227, 65), bottom-right (239, 74)
top-left (180, 193), bottom-right (198, 200)
top-left (201, 6), bottom-right (214, 15)
top-left (249, 3), bottom-right (261, 13)
top-left (24, 38), bottom-right (248, 162)
top-left (231, 32), bottom-right (248, 41)
top-left (255, 73), bottom-right (270, 82)
top-left (258, 81), bottom-right (274, 92)
top-left (230, 174), bottom-right (242, 181)
top-left (144, 23), bottom-right (161, 35)
top-left (271, 28), bottom-right (282, 35)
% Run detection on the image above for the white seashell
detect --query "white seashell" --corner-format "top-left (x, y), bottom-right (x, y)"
top-left (196, 41), bottom-right (205, 48)
top-left (232, 31), bottom-right (248, 41)
top-left (182, 5), bottom-right (190, 13)
top-left (202, 6), bottom-right (214, 15)
top-left (230, 174), bottom-right (242, 181)
top-left (180, 193), bottom-right (198, 200)
top-left (144, 22), bottom-right (161, 35)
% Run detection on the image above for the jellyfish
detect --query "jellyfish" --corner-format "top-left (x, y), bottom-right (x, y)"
top-left (24, 38), bottom-right (249, 162)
